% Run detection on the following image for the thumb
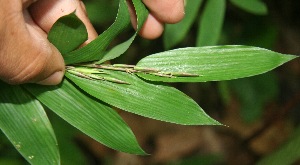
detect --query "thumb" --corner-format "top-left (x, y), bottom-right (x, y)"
top-left (24, 9), bottom-right (65, 85)
top-left (0, 0), bottom-right (64, 85)
top-left (34, 44), bottom-right (65, 85)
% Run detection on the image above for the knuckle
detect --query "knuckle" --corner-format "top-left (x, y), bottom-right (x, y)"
top-left (2, 48), bottom-right (49, 85)
top-left (164, 0), bottom-right (185, 23)
top-left (147, 0), bottom-right (185, 24)
top-left (0, 3), bottom-right (52, 85)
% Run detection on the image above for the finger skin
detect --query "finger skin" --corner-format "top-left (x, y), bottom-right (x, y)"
top-left (0, 0), bottom-right (64, 85)
top-left (22, 0), bottom-right (38, 8)
top-left (143, 0), bottom-right (185, 24)
top-left (127, 1), bottom-right (164, 40)
top-left (127, 0), bottom-right (185, 39)
top-left (138, 14), bottom-right (164, 40)
top-left (29, 0), bottom-right (98, 44)
top-left (0, 0), bottom-right (98, 85)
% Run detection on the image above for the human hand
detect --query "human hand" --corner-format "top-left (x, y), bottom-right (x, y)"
top-left (0, 0), bottom-right (185, 86)
top-left (128, 0), bottom-right (185, 39)
top-left (0, 0), bottom-right (98, 85)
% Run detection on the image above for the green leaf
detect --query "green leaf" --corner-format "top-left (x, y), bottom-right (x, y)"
top-left (63, 0), bottom-right (131, 64)
top-left (63, 0), bottom-right (148, 65)
top-left (50, 112), bottom-right (87, 165)
top-left (131, 0), bottom-right (149, 29)
top-left (96, 0), bottom-right (149, 64)
top-left (163, 0), bottom-right (203, 49)
top-left (197, 0), bottom-right (226, 46)
top-left (230, 0), bottom-right (268, 15)
top-left (48, 12), bottom-right (88, 54)
top-left (24, 79), bottom-right (145, 155)
top-left (0, 82), bottom-right (59, 165)
top-left (65, 70), bottom-right (220, 126)
top-left (135, 46), bottom-right (298, 82)
top-left (230, 72), bottom-right (279, 123)
top-left (97, 35), bottom-right (137, 64)
top-left (47, 0), bottom-right (148, 65)
top-left (85, 0), bottom-right (119, 26)
top-left (256, 126), bottom-right (300, 165)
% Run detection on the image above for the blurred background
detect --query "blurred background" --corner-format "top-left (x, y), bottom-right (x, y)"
top-left (1, 0), bottom-right (300, 164)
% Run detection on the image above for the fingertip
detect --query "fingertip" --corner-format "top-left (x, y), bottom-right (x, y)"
top-left (29, 0), bottom-right (98, 43)
top-left (138, 14), bottom-right (164, 40)
top-left (143, 0), bottom-right (185, 24)
top-left (36, 71), bottom-right (64, 85)
top-left (35, 43), bottom-right (65, 85)
top-left (76, 1), bottom-right (98, 44)
top-left (127, 1), bottom-right (164, 39)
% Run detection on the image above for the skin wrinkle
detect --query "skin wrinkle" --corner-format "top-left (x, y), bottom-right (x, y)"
top-left (8, 50), bottom-right (46, 84)
top-left (1, 0), bottom-right (96, 84)
top-left (0, 1), bottom-right (65, 84)
top-left (5, 32), bottom-right (46, 84)
top-left (11, 33), bottom-right (53, 84)
top-left (3, 7), bottom-right (51, 84)
top-left (0, 14), bottom-right (25, 82)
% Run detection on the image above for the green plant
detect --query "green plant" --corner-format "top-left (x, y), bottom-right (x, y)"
top-left (0, 0), bottom-right (298, 164)
top-left (164, 0), bottom-right (268, 49)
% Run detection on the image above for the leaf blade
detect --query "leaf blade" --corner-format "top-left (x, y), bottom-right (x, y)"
top-left (197, 0), bottom-right (226, 46)
top-left (63, 0), bottom-right (131, 64)
top-left (0, 83), bottom-right (59, 165)
top-left (24, 79), bottom-right (145, 155)
top-left (48, 12), bottom-right (88, 54)
top-left (97, 34), bottom-right (137, 64)
top-left (163, 0), bottom-right (204, 49)
top-left (66, 71), bottom-right (220, 126)
top-left (135, 46), bottom-right (297, 82)
top-left (96, 0), bottom-right (149, 64)
top-left (230, 0), bottom-right (268, 15)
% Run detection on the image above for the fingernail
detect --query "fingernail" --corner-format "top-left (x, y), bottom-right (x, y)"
top-left (37, 71), bottom-right (64, 85)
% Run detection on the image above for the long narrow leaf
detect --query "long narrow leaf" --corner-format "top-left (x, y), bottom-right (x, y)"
top-left (135, 46), bottom-right (297, 82)
top-left (131, 0), bottom-right (149, 29)
top-left (63, 0), bottom-right (131, 64)
top-left (48, 12), bottom-right (88, 55)
top-left (66, 71), bottom-right (220, 126)
top-left (24, 79), bottom-right (145, 155)
top-left (97, 34), bottom-right (137, 64)
top-left (0, 82), bottom-right (59, 165)
top-left (197, 0), bottom-right (226, 46)
top-left (230, 0), bottom-right (268, 15)
top-left (96, 0), bottom-right (149, 64)
top-left (163, 0), bottom-right (203, 49)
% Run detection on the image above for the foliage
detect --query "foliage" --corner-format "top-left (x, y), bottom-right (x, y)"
top-left (257, 127), bottom-right (300, 165)
top-left (163, 0), bottom-right (268, 49)
top-left (0, 0), bottom-right (298, 164)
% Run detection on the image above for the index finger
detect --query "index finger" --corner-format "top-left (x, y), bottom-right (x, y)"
top-left (142, 0), bottom-right (185, 24)
top-left (29, 0), bottom-right (98, 44)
